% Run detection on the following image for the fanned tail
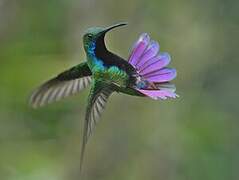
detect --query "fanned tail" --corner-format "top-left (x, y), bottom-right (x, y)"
top-left (128, 33), bottom-right (178, 100)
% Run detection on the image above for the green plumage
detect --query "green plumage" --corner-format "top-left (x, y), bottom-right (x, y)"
top-left (93, 65), bottom-right (129, 87)
top-left (29, 23), bottom-right (142, 173)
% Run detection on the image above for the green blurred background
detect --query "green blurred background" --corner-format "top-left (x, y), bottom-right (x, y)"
top-left (0, 0), bottom-right (238, 179)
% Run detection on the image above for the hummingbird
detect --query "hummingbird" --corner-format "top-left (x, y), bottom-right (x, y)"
top-left (29, 22), bottom-right (178, 171)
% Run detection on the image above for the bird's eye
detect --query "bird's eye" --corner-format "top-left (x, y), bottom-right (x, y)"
top-left (87, 34), bottom-right (93, 39)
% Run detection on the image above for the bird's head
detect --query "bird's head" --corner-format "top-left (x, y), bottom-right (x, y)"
top-left (83, 22), bottom-right (127, 55)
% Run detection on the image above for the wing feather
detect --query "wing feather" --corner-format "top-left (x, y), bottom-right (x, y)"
top-left (29, 62), bottom-right (92, 108)
top-left (30, 77), bottom-right (92, 108)
top-left (86, 88), bottom-right (112, 140)
top-left (80, 85), bottom-right (113, 172)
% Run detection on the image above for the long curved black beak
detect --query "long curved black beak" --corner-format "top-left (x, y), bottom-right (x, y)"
top-left (102, 22), bottom-right (128, 34)
top-left (95, 22), bottom-right (128, 52)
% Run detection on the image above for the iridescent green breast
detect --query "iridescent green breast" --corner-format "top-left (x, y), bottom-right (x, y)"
top-left (93, 65), bottom-right (129, 87)
top-left (85, 41), bottom-right (129, 88)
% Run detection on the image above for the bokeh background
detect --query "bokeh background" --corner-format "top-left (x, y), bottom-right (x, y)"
top-left (0, 0), bottom-right (239, 179)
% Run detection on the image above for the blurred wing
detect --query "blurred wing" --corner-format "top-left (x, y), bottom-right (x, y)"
top-left (80, 84), bottom-right (113, 172)
top-left (29, 62), bottom-right (92, 108)
top-left (85, 88), bottom-right (113, 139)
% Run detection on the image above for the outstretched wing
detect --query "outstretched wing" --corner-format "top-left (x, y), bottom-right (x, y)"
top-left (29, 62), bottom-right (92, 108)
top-left (80, 82), bottom-right (113, 172)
